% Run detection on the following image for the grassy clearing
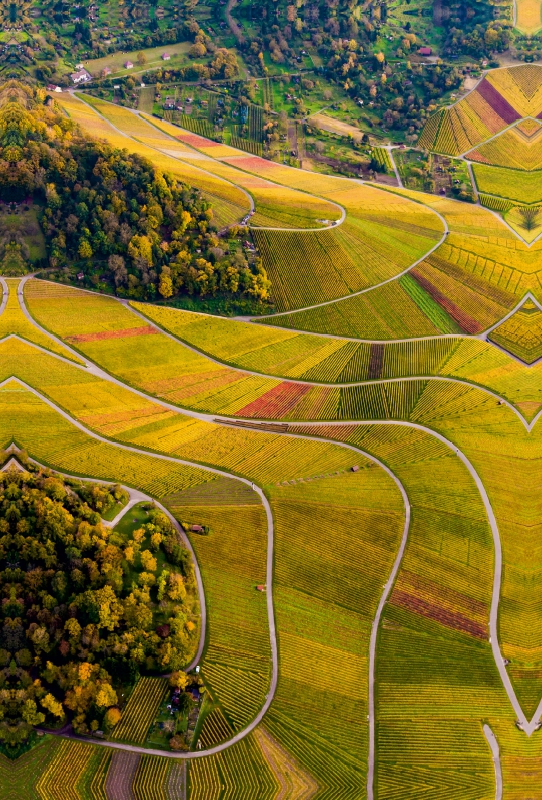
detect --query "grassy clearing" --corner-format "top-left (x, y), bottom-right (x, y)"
top-left (80, 42), bottom-right (192, 78)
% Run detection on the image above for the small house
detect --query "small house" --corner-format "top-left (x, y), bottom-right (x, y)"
top-left (77, 272), bottom-right (85, 280)
top-left (164, 96), bottom-right (176, 110)
top-left (124, 60), bottom-right (134, 69)
top-left (102, 66), bottom-right (112, 77)
top-left (162, 53), bottom-right (171, 61)
top-left (70, 69), bottom-right (92, 85)
top-left (418, 47), bottom-right (432, 56)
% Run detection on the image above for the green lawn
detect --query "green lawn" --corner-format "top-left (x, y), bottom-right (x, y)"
top-left (101, 496), bottom-right (129, 522)
top-left (76, 42), bottom-right (192, 78)
top-left (112, 501), bottom-right (152, 541)
top-left (0, 204), bottom-right (46, 262)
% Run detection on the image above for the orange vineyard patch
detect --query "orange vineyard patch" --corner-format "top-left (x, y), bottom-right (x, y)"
top-left (391, 589), bottom-right (488, 639)
top-left (66, 326), bottom-right (159, 343)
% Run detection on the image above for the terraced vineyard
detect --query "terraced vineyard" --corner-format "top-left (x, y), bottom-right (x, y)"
top-left (57, 93), bottom-right (445, 311)
top-left (5, 58), bottom-right (542, 800)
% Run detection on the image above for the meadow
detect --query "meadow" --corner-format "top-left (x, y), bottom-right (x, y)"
top-left (82, 42), bottom-right (193, 78)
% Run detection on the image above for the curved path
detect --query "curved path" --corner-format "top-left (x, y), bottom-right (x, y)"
top-left (70, 93), bottom-right (453, 313)
top-left (252, 199), bottom-right (448, 317)
top-left (483, 724), bottom-right (502, 800)
top-left (9, 378), bottom-right (412, 766)
top-left (6, 278), bottom-right (534, 777)
top-left (126, 290), bottom-right (541, 413)
top-left (135, 108), bottom-right (349, 231)
top-left (19, 277), bottom-right (534, 432)
top-left (7, 454), bottom-right (207, 672)
top-left (367, 463), bottom-right (410, 800)
top-left (73, 93), bottom-right (347, 234)
top-left (69, 93), bottom-right (256, 221)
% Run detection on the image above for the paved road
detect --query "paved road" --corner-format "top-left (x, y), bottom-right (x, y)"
top-left (8, 278), bottom-right (538, 766)
top-left (483, 724), bottom-right (502, 800)
top-left (253, 205), bottom-right (449, 319)
top-left (384, 144), bottom-right (403, 188)
top-left (18, 277), bottom-right (533, 430)
top-left (73, 93), bottom-right (347, 233)
top-left (366, 463), bottom-right (410, 800)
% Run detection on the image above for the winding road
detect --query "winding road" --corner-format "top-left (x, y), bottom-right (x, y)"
top-left (72, 93), bottom-right (348, 234)
top-left (67, 92), bottom-right (458, 322)
top-left (0, 275), bottom-right (525, 799)
top-left (18, 276), bottom-right (537, 436)
top-left (483, 724), bottom-right (503, 800)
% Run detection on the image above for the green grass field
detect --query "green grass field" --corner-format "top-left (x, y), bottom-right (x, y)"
top-left (77, 42), bottom-right (193, 78)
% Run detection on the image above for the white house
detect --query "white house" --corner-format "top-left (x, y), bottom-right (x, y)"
top-left (124, 60), bottom-right (134, 69)
top-left (70, 69), bottom-right (92, 85)
top-left (162, 53), bottom-right (171, 61)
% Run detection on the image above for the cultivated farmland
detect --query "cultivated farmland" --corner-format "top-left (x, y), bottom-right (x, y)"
top-left (3, 60), bottom-right (542, 800)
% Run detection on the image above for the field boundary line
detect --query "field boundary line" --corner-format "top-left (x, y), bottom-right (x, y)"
top-left (5, 453), bottom-right (207, 671)
top-left (14, 279), bottom-right (537, 431)
top-left (7, 378), bottom-right (414, 768)
top-left (251, 208), bottom-right (449, 318)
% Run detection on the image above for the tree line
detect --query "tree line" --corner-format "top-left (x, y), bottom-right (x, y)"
top-left (0, 85), bottom-right (270, 306)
